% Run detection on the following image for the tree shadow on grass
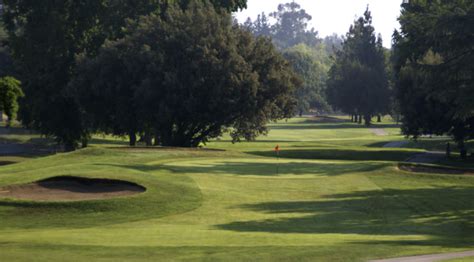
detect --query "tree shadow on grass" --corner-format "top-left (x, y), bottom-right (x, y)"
top-left (216, 187), bottom-right (474, 243)
top-left (248, 149), bottom-right (417, 162)
top-left (101, 160), bottom-right (388, 177)
top-left (269, 123), bottom-right (400, 130)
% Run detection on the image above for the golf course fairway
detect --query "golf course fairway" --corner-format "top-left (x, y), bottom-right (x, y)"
top-left (0, 117), bottom-right (473, 261)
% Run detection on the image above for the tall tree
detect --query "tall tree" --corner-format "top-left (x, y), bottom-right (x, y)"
top-left (270, 2), bottom-right (319, 49)
top-left (326, 8), bottom-right (389, 126)
top-left (244, 12), bottom-right (272, 37)
top-left (73, 1), bottom-right (298, 147)
top-left (393, 0), bottom-right (474, 157)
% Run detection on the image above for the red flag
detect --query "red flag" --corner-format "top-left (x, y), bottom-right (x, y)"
top-left (274, 145), bottom-right (280, 152)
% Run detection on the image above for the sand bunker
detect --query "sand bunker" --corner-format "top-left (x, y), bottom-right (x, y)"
top-left (0, 176), bottom-right (146, 201)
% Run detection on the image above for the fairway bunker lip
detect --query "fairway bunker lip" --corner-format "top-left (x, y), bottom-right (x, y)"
top-left (0, 176), bottom-right (146, 201)
top-left (398, 163), bottom-right (474, 175)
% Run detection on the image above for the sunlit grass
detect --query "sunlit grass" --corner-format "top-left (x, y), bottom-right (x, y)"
top-left (0, 116), bottom-right (473, 261)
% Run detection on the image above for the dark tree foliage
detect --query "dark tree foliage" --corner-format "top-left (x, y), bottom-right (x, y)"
top-left (243, 12), bottom-right (272, 37)
top-left (73, 2), bottom-right (298, 147)
top-left (0, 21), bottom-right (13, 77)
top-left (1, 0), bottom-right (247, 150)
top-left (327, 8), bottom-right (389, 126)
top-left (178, 0), bottom-right (246, 11)
top-left (393, 0), bottom-right (474, 156)
top-left (2, 0), bottom-right (109, 150)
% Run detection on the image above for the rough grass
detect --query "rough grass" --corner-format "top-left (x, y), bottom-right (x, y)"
top-left (0, 117), bottom-right (473, 261)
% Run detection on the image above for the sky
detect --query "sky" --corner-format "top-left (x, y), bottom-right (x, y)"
top-left (234, 0), bottom-right (403, 48)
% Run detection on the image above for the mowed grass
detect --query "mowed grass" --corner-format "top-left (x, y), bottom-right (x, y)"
top-left (0, 117), bottom-right (473, 261)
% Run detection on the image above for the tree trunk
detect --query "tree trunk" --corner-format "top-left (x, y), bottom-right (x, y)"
top-left (145, 132), bottom-right (153, 147)
top-left (64, 140), bottom-right (76, 152)
top-left (351, 115), bottom-right (355, 122)
top-left (459, 140), bottom-right (467, 160)
top-left (129, 132), bottom-right (137, 147)
top-left (81, 138), bottom-right (89, 148)
top-left (154, 133), bottom-right (161, 146)
top-left (358, 115), bottom-right (362, 124)
top-left (364, 114), bottom-right (371, 127)
top-left (0, 111), bottom-right (3, 122)
top-left (377, 115), bottom-right (382, 123)
top-left (446, 143), bottom-right (451, 158)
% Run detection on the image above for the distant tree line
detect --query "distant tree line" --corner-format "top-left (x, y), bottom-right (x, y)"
top-left (2, 0), bottom-right (300, 150)
top-left (243, 2), bottom-right (339, 116)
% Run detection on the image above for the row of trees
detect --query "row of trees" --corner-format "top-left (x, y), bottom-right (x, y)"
top-left (324, 0), bottom-right (472, 156)
top-left (2, 0), bottom-right (299, 150)
top-left (393, 0), bottom-right (473, 157)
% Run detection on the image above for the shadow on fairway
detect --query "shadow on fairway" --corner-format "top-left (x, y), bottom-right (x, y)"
top-left (367, 141), bottom-right (396, 148)
top-left (121, 161), bottom-right (388, 177)
top-left (216, 187), bottom-right (474, 241)
top-left (248, 149), bottom-right (417, 162)
top-left (269, 123), bottom-right (400, 130)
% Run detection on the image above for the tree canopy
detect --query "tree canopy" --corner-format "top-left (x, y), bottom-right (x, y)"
top-left (1, 0), bottom-right (248, 150)
top-left (72, 1), bottom-right (298, 147)
top-left (393, 0), bottom-right (474, 155)
top-left (244, 1), bottom-right (319, 49)
top-left (283, 44), bottom-right (330, 115)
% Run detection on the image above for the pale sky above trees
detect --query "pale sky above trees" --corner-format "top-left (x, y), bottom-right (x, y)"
top-left (234, 0), bottom-right (402, 47)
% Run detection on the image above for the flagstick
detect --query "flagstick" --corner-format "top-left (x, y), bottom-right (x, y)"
top-left (276, 150), bottom-right (279, 175)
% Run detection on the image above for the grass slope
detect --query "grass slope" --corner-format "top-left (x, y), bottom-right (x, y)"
top-left (0, 117), bottom-right (473, 261)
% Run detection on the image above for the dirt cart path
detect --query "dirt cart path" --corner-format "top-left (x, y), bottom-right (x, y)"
top-left (370, 250), bottom-right (474, 262)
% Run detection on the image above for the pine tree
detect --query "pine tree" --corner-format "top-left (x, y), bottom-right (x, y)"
top-left (327, 8), bottom-right (389, 126)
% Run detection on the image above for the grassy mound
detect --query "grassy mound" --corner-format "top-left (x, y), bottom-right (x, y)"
top-left (0, 148), bottom-right (203, 229)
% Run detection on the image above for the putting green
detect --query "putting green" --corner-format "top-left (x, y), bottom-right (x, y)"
top-left (0, 117), bottom-right (473, 261)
